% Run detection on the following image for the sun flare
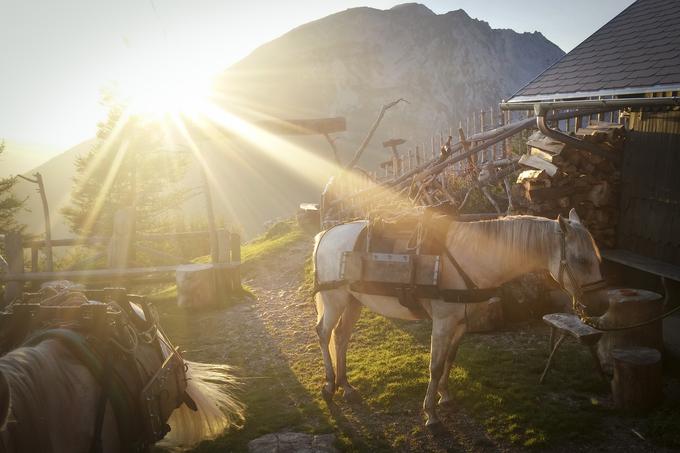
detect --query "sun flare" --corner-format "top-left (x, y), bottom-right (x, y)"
top-left (114, 62), bottom-right (214, 118)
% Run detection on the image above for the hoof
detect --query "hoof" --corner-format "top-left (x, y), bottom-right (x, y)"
top-left (321, 384), bottom-right (335, 402)
top-left (427, 420), bottom-right (447, 436)
top-left (425, 418), bottom-right (443, 432)
top-left (343, 388), bottom-right (362, 404)
top-left (438, 397), bottom-right (454, 407)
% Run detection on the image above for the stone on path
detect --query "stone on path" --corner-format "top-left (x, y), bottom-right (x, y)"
top-left (248, 432), bottom-right (337, 453)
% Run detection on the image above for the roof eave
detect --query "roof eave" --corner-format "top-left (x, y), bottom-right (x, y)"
top-left (507, 84), bottom-right (680, 103)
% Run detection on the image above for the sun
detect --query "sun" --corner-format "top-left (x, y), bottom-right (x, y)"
top-left (114, 61), bottom-right (214, 118)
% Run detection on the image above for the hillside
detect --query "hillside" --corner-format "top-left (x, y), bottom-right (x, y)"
top-left (0, 140), bottom-right (61, 178)
top-left (10, 140), bottom-right (95, 239)
top-left (11, 3), bottom-right (563, 239)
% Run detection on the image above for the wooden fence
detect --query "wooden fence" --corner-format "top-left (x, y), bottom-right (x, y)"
top-left (323, 103), bottom-right (625, 227)
top-left (0, 227), bottom-right (241, 304)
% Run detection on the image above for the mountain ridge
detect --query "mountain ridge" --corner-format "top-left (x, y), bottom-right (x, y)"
top-left (11, 4), bottom-right (564, 238)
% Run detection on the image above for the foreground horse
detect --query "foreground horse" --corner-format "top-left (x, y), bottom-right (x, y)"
top-left (0, 291), bottom-right (244, 452)
top-left (314, 210), bottom-right (605, 426)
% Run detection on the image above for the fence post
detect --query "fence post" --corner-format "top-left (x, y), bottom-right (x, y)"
top-left (31, 245), bottom-right (39, 273)
top-left (230, 233), bottom-right (241, 291)
top-left (107, 207), bottom-right (135, 269)
top-left (3, 232), bottom-right (24, 305)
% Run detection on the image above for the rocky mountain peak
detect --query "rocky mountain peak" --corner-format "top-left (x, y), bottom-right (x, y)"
top-left (389, 3), bottom-right (435, 15)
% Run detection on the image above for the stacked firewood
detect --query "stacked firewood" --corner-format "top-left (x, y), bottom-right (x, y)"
top-left (512, 122), bottom-right (624, 247)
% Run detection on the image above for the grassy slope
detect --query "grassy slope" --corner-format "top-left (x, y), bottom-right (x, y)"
top-left (159, 224), bottom-right (680, 451)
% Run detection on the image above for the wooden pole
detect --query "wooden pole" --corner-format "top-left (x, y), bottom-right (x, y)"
top-left (490, 107), bottom-right (496, 160)
top-left (200, 165), bottom-right (219, 265)
top-left (230, 232), bottom-right (241, 290)
top-left (34, 173), bottom-right (53, 272)
top-left (107, 208), bottom-right (135, 269)
top-left (480, 109), bottom-right (486, 164)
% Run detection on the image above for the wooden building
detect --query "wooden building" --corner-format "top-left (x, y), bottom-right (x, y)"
top-left (505, 0), bottom-right (680, 356)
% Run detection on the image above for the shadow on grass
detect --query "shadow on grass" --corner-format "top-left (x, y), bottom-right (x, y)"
top-left (345, 313), bottom-right (613, 449)
top-left (155, 294), bottom-right (395, 452)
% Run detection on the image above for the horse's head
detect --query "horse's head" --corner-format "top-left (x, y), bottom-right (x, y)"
top-left (549, 209), bottom-right (608, 315)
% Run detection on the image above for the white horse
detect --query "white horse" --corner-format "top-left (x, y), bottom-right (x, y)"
top-left (0, 314), bottom-right (244, 451)
top-left (314, 209), bottom-right (606, 426)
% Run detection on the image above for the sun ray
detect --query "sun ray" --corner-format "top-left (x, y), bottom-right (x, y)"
top-left (78, 137), bottom-right (131, 238)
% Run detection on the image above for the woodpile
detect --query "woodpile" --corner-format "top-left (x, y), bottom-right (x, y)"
top-left (512, 121), bottom-right (624, 247)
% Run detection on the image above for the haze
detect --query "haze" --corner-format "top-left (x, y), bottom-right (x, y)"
top-left (0, 0), bottom-right (633, 176)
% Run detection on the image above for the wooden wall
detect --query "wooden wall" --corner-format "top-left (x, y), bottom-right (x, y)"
top-left (618, 109), bottom-right (680, 265)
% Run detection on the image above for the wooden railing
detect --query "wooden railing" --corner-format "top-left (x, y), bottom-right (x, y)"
top-left (0, 228), bottom-right (241, 304)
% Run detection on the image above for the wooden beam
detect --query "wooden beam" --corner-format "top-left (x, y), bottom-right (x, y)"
top-left (0, 262), bottom-right (240, 283)
top-left (255, 117), bottom-right (347, 136)
top-left (382, 138), bottom-right (406, 148)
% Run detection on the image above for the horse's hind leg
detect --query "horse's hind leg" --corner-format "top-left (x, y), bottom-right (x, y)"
top-left (315, 289), bottom-right (347, 401)
top-left (334, 297), bottom-right (362, 402)
top-left (423, 314), bottom-right (457, 426)
top-left (438, 323), bottom-right (466, 405)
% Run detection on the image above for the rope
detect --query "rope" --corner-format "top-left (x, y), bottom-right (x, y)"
top-left (573, 298), bottom-right (680, 332)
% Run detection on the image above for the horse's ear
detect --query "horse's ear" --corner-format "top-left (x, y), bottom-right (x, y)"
top-left (557, 214), bottom-right (570, 233)
top-left (0, 370), bottom-right (10, 430)
top-left (568, 208), bottom-right (581, 224)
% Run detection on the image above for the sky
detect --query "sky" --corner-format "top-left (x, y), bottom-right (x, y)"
top-left (0, 0), bottom-right (634, 172)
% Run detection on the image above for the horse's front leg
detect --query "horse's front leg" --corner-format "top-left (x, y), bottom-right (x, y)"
top-left (315, 289), bottom-right (346, 401)
top-left (333, 298), bottom-right (362, 402)
top-left (438, 322), bottom-right (466, 405)
top-left (423, 314), bottom-right (457, 426)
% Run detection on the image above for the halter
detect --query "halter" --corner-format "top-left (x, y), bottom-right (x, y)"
top-left (557, 229), bottom-right (608, 299)
top-left (556, 229), bottom-right (607, 327)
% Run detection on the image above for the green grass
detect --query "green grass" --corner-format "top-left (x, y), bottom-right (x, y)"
top-left (239, 221), bottom-right (306, 267)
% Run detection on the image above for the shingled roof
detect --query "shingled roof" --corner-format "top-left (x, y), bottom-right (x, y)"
top-left (509, 0), bottom-right (680, 102)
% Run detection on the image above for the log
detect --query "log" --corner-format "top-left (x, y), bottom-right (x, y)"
top-left (176, 263), bottom-right (218, 307)
top-left (597, 289), bottom-right (664, 372)
top-left (611, 347), bottom-right (663, 411)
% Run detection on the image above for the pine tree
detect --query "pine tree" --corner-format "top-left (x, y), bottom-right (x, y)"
top-left (0, 142), bottom-right (25, 234)
top-left (62, 97), bottom-right (189, 239)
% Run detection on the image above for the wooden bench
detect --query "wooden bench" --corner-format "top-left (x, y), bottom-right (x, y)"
top-left (539, 313), bottom-right (606, 384)
top-left (601, 249), bottom-right (680, 282)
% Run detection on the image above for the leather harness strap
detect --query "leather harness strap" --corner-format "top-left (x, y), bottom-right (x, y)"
top-left (314, 215), bottom-right (499, 307)
top-left (349, 281), bottom-right (497, 304)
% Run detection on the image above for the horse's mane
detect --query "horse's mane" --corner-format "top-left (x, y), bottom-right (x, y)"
top-left (448, 215), bottom-right (600, 265)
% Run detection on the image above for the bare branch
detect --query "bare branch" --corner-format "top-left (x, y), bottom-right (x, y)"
top-left (323, 133), bottom-right (342, 165)
top-left (16, 174), bottom-right (38, 184)
top-left (345, 98), bottom-right (408, 170)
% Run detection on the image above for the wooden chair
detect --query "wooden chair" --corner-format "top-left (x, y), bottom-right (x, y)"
top-left (539, 313), bottom-right (606, 384)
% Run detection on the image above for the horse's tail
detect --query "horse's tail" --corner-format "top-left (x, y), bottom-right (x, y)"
top-left (158, 361), bottom-right (245, 449)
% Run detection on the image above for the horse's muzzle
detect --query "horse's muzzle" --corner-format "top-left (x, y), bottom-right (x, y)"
top-left (579, 289), bottom-right (609, 317)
